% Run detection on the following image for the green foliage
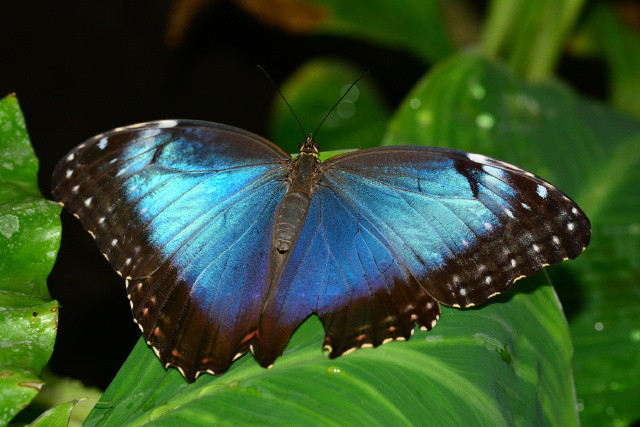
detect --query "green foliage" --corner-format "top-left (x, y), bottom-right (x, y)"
top-left (5, 0), bottom-right (639, 425)
top-left (0, 94), bottom-right (61, 425)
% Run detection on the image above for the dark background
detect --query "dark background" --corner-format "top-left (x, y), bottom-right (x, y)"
top-left (0, 0), bottom-right (604, 388)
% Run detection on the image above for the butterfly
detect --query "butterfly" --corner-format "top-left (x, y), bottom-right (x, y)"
top-left (51, 119), bottom-right (590, 382)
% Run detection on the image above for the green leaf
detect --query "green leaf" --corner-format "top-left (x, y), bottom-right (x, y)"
top-left (29, 399), bottom-right (80, 427)
top-left (482, 0), bottom-right (586, 80)
top-left (384, 51), bottom-right (640, 425)
top-left (0, 94), bottom-right (61, 425)
top-left (304, 0), bottom-right (454, 63)
top-left (269, 58), bottom-right (389, 154)
top-left (86, 278), bottom-right (574, 425)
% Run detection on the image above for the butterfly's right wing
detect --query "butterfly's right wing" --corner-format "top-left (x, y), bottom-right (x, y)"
top-left (52, 120), bottom-right (290, 381)
top-left (253, 145), bottom-right (590, 366)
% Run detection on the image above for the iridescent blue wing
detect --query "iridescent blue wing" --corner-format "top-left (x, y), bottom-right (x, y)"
top-left (52, 120), bottom-right (290, 381)
top-left (253, 146), bottom-right (590, 364)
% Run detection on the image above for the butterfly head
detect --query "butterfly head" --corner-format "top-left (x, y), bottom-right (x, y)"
top-left (299, 134), bottom-right (319, 157)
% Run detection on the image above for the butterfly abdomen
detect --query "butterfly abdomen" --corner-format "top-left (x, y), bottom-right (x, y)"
top-left (273, 153), bottom-right (322, 253)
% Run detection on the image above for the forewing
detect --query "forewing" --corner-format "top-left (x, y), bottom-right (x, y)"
top-left (52, 120), bottom-right (290, 381)
top-left (325, 146), bottom-right (590, 307)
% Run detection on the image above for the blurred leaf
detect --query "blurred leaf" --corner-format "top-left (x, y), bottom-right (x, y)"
top-left (310, 0), bottom-right (455, 62)
top-left (582, 2), bottom-right (640, 117)
top-left (0, 94), bottom-right (61, 425)
top-left (86, 279), bottom-right (575, 425)
top-left (385, 51), bottom-right (640, 425)
top-left (482, 0), bottom-right (586, 81)
top-left (238, 0), bottom-right (454, 63)
top-left (269, 58), bottom-right (389, 153)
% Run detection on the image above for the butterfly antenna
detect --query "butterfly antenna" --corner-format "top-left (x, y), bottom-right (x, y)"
top-left (257, 65), bottom-right (307, 140)
top-left (312, 70), bottom-right (370, 138)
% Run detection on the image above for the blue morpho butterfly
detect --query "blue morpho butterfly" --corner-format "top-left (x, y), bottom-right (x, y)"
top-left (51, 86), bottom-right (590, 382)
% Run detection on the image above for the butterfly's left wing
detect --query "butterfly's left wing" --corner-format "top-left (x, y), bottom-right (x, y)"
top-left (253, 146), bottom-right (590, 364)
top-left (52, 120), bottom-right (290, 381)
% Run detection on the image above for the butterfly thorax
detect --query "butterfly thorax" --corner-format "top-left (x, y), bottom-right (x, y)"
top-left (273, 146), bottom-right (322, 254)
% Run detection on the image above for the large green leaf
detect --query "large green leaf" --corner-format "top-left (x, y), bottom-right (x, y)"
top-left (85, 56), bottom-right (578, 425)
top-left (269, 58), bottom-right (389, 154)
top-left (0, 94), bottom-right (61, 425)
top-left (385, 51), bottom-right (640, 425)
